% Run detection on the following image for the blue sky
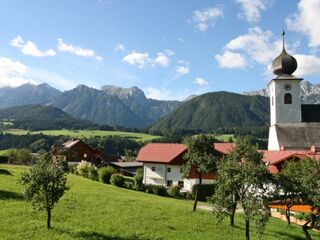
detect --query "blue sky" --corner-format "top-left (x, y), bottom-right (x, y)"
top-left (0, 0), bottom-right (319, 100)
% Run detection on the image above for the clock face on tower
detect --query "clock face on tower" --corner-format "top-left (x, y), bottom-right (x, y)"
top-left (283, 83), bottom-right (292, 91)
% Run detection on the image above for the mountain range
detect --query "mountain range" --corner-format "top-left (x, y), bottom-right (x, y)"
top-left (0, 81), bottom-right (319, 130)
top-left (244, 81), bottom-right (320, 104)
top-left (0, 83), bottom-right (182, 128)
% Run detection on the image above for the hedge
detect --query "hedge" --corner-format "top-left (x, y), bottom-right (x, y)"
top-left (191, 183), bottom-right (216, 202)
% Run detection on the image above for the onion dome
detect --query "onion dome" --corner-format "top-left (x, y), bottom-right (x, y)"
top-left (271, 31), bottom-right (297, 76)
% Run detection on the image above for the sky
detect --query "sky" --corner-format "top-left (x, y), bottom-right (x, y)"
top-left (0, 0), bottom-right (320, 100)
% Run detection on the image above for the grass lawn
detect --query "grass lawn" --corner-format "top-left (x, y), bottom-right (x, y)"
top-left (0, 149), bottom-right (11, 156)
top-left (0, 164), bottom-right (319, 240)
top-left (2, 129), bottom-right (160, 142)
top-left (215, 134), bottom-right (234, 142)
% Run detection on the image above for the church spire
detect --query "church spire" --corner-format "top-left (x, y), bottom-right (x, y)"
top-left (271, 31), bottom-right (297, 76)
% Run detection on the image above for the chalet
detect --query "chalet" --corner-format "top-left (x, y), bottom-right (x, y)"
top-left (136, 142), bottom-right (234, 191)
top-left (51, 139), bottom-right (107, 166)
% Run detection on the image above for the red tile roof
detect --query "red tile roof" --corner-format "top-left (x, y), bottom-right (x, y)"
top-left (214, 143), bottom-right (235, 154)
top-left (136, 143), bottom-right (187, 164)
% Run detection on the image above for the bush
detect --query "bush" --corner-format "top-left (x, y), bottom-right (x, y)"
top-left (76, 160), bottom-right (98, 181)
top-left (98, 166), bottom-right (116, 184)
top-left (8, 148), bottom-right (35, 165)
top-left (69, 164), bottom-right (78, 174)
top-left (110, 174), bottom-right (125, 187)
top-left (144, 184), bottom-right (168, 196)
top-left (168, 185), bottom-right (181, 197)
top-left (191, 183), bottom-right (216, 202)
top-left (134, 168), bottom-right (143, 190)
top-left (123, 176), bottom-right (135, 189)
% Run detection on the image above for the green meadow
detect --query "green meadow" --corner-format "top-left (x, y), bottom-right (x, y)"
top-left (0, 164), bottom-right (318, 240)
top-left (2, 129), bottom-right (161, 141)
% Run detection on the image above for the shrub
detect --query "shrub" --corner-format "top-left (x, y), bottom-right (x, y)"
top-left (144, 184), bottom-right (168, 196)
top-left (191, 183), bottom-right (216, 202)
top-left (8, 148), bottom-right (34, 165)
top-left (134, 168), bottom-right (143, 190)
top-left (76, 160), bottom-right (98, 180)
top-left (69, 164), bottom-right (78, 174)
top-left (168, 185), bottom-right (181, 197)
top-left (98, 166), bottom-right (117, 184)
top-left (123, 176), bottom-right (135, 189)
top-left (110, 174), bottom-right (125, 187)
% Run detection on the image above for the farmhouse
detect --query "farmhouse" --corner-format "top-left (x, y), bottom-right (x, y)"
top-left (51, 139), bottom-right (108, 166)
top-left (136, 142), bottom-right (233, 191)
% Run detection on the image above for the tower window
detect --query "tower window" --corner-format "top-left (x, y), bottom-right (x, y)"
top-left (284, 93), bottom-right (292, 104)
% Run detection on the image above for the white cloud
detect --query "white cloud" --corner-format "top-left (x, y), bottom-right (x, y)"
top-left (9, 35), bottom-right (56, 57)
top-left (144, 87), bottom-right (173, 100)
top-left (234, 0), bottom-right (270, 23)
top-left (215, 50), bottom-right (248, 69)
top-left (0, 57), bottom-right (36, 88)
top-left (294, 54), bottom-right (320, 76)
top-left (164, 49), bottom-right (175, 56)
top-left (57, 39), bottom-right (102, 60)
top-left (192, 6), bottom-right (224, 32)
top-left (193, 77), bottom-right (209, 86)
top-left (286, 0), bottom-right (320, 48)
top-left (114, 43), bottom-right (125, 52)
top-left (176, 66), bottom-right (190, 75)
top-left (123, 50), bottom-right (173, 68)
top-left (225, 27), bottom-right (282, 65)
top-left (153, 52), bottom-right (170, 67)
top-left (122, 51), bottom-right (150, 68)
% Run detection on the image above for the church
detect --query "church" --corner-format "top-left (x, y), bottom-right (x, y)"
top-left (267, 33), bottom-right (320, 152)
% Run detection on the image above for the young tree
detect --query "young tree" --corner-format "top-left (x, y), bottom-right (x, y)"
top-left (183, 134), bottom-right (217, 211)
top-left (211, 140), bottom-right (271, 240)
top-left (279, 158), bottom-right (320, 240)
top-left (20, 154), bottom-right (69, 229)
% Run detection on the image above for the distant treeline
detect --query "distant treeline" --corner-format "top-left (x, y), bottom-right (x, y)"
top-left (0, 133), bottom-right (142, 156)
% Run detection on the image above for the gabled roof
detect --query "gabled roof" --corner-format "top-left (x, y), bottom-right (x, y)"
top-left (274, 123), bottom-right (320, 151)
top-left (62, 139), bottom-right (81, 149)
top-left (136, 143), bottom-right (187, 164)
top-left (214, 143), bottom-right (235, 154)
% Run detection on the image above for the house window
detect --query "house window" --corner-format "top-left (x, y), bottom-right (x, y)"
top-left (83, 154), bottom-right (87, 158)
top-left (178, 181), bottom-right (184, 188)
top-left (167, 167), bottom-right (171, 173)
top-left (151, 167), bottom-right (156, 172)
top-left (167, 180), bottom-right (173, 187)
top-left (272, 96), bottom-right (274, 106)
top-left (284, 93), bottom-right (292, 104)
top-left (180, 168), bottom-right (183, 173)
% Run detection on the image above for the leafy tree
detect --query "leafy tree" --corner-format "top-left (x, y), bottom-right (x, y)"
top-left (278, 158), bottom-right (320, 240)
top-left (211, 139), bottom-right (271, 240)
top-left (20, 154), bottom-right (69, 229)
top-left (183, 134), bottom-right (217, 211)
top-left (134, 168), bottom-right (144, 190)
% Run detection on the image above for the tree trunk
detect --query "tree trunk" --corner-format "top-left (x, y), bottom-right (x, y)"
top-left (193, 175), bottom-right (202, 212)
top-left (285, 209), bottom-right (291, 225)
top-left (302, 213), bottom-right (316, 240)
top-left (302, 223), bottom-right (312, 240)
top-left (245, 219), bottom-right (250, 240)
top-left (230, 194), bottom-right (237, 227)
top-left (47, 208), bottom-right (51, 229)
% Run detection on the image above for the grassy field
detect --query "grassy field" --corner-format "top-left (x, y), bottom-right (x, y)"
top-left (215, 134), bottom-right (234, 142)
top-left (0, 164), bottom-right (318, 240)
top-left (0, 149), bottom-right (11, 156)
top-left (2, 129), bottom-right (160, 142)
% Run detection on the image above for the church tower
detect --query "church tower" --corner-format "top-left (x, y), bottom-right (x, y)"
top-left (269, 32), bottom-right (302, 126)
top-left (268, 32), bottom-right (303, 150)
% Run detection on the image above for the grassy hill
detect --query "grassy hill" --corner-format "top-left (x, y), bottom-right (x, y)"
top-left (0, 164), bottom-right (318, 240)
top-left (0, 105), bottom-right (96, 130)
top-left (150, 92), bottom-right (269, 133)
